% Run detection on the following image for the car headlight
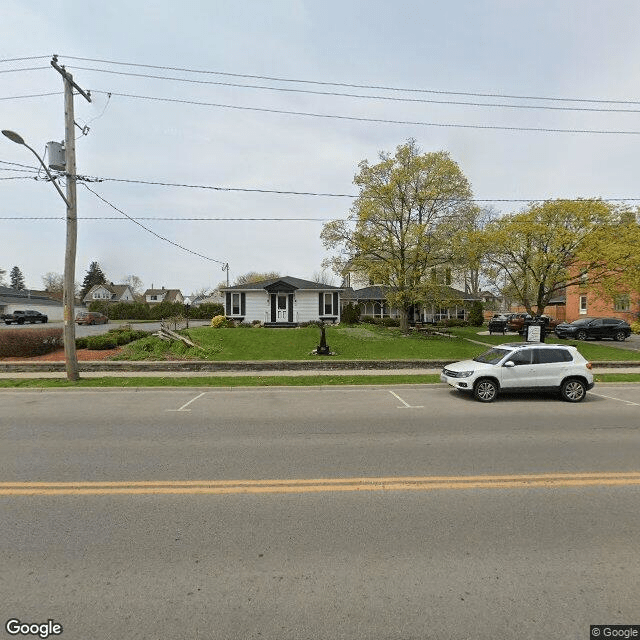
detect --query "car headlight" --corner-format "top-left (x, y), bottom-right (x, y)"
top-left (457, 370), bottom-right (474, 378)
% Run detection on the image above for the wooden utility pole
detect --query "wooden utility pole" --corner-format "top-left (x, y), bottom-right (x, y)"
top-left (51, 56), bottom-right (91, 381)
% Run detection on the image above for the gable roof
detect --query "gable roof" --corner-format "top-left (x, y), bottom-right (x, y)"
top-left (223, 276), bottom-right (342, 291)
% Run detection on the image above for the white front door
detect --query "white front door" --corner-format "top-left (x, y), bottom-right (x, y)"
top-left (277, 294), bottom-right (288, 321)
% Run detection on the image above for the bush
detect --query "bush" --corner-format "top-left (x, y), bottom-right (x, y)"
top-left (341, 302), bottom-right (361, 325)
top-left (468, 301), bottom-right (484, 327)
top-left (0, 327), bottom-right (64, 357)
top-left (438, 318), bottom-right (468, 327)
top-left (631, 321), bottom-right (640, 335)
top-left (75, 337), bottom-right (89, 349)
top-left (210, 315), bottom-right (230, 328)
top-left (85, 334), bottom-right (118, 350)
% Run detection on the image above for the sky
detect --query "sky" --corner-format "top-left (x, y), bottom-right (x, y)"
top-left (2, 0), bottom-right (640, 296)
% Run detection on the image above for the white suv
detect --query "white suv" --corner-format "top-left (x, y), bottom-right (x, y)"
top-left (441, 342), bottom-right (594, 403)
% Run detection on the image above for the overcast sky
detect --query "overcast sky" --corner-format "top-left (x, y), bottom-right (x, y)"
top-left (2, 0), bottom-right (640, 295)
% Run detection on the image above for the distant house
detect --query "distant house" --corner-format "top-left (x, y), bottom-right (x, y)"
top-left (0, 286), bottom-right (64, 321)
top-left (82, 283), bottom-right (136, 306)
top-left (143, 287), bottom-right (184, 305)
top-left (222, 276), bottom-right (342, 326)
top-left (342, 284), bottom-right (495, 323)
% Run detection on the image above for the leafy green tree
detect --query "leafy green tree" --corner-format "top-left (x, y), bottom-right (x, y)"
top-left (10, 266), bottom-right (25, 290)
top-left (321, 139), bottom-right (473, 332)
top-left (468, 300), bottom-right (485, 326)
top-left (0, 267), bottom-right (6, 286)
top-left (481, 199), bottom-right (619, 315)
top-left (80, 261), bottom-right (107, 299)
top-left (577, 207), bottom-right (640, 303)
top-left (233, 271), bottom-right (280, 286)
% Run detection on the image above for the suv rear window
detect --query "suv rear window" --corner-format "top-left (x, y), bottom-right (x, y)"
top-left (535, 348), bottom-right (573, 364)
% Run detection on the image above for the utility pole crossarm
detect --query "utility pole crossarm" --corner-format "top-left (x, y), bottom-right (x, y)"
top-left (51, 56), bottom-right (92, 103)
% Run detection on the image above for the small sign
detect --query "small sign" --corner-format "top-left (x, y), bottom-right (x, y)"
top-left (526, 324), bottom-right (541, 343)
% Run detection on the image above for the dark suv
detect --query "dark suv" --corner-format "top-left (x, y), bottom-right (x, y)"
top-left (554, 317), bottom-right (631, 341)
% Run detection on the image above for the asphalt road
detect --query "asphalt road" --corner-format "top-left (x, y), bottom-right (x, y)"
top-left (1, 385), bottom-right (639, 639)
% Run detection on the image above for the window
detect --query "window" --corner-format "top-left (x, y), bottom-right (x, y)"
top-left (324, 293), bottom-right (333, 315)
top-left (614, 295), bottom-right (630, 312)
top-left (232, 293), bottom-right (241, 315)
top-left (535, 349), bottom-right (572, 364)
top-left (579, 295), bottom-right (587, 314)
top-left (151, 295), bottom-right (158, 301)
top-left (509, 350), bottom-right (533, 366)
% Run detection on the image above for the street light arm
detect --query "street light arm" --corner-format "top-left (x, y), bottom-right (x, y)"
top-left (20, 141), bottom-right (72, 209)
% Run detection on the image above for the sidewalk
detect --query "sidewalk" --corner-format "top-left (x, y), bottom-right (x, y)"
top-left (0, 361), bottom-right (638, 379)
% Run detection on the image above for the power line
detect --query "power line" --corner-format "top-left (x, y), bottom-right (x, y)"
top-left (0, 56), bottom-right (51, 63)
top-left (0, 91), bottom-right (63, 101)
top-left (91, 90), bottom-right (640, 136)
top-left (80, 183), bottom-right (228, 265)
top-left (7, 168), bottom-right (640, 203)
top-left (0, 66), bottom-right (49, 74)
top-left (67, 65), bottom-right (640, 114)
top-left (60, 54), bottom-right (640, 106)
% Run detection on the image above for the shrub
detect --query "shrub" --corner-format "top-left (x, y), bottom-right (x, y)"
top-left (85, 334), bottom-right (118, 350)
top-left (341, 302), bottom-right (361, 325)
top-left (468, 301), bottom-right (484, 327)
top-left (75, 337), bottom-right (89, 349)
top-left (210, 315), bottom-right (230, 328)
top-left (0, 327), bottom-right (64, 357)
top-left (438, 318), bottom-right (468, 327)
top-left (631, 321), bottom-right (640, 335)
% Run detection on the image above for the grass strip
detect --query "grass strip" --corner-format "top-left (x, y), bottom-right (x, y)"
top-left (0, 374), bottom-right (443, 388)
top-left (0, 373), bottom-right (637, 389)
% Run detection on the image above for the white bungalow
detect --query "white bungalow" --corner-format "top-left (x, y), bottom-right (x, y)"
top-left (222, 276), bottom-right (342, 326)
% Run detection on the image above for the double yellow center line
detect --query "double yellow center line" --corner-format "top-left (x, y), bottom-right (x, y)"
top-left (1, 472), bottom-right (640, 496)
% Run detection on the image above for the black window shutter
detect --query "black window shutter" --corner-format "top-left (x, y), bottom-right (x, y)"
top-left (333, 292), bottom-right (338, 316)
top-left (225, 292), bottom-right (231, 315)
top-left (271, 294), bottom-right (277, 322)
top-left (288, 294), bottom-right (294, 323)
top-left (241, 293), bottom-right (246, 316)
top-left (319, 292), bottom-right (323, 316)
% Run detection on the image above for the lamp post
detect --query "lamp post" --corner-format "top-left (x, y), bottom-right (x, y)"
top-left (2, 129), bottom-right (79, 380)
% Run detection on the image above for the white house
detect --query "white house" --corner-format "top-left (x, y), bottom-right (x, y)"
top-left (0, 286), bottom-right (64, 321)
top-left (143, 287), bottom-right (184, 304)
top-left (222, 276), bottom-right (342, 326)
top-left (82, 283), bottom-right (136, 306)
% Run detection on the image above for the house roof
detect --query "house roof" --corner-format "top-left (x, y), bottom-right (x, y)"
top-left (144, 288), bottom-right (183, 302)
top-left (83, 283), bottom-right (133, 301)
top-left (222, 276), bottom-right (342, 291)
top-left (0, 286), bottom-right (62, 307)
top-left (345, 284), bottom-right (484, 302)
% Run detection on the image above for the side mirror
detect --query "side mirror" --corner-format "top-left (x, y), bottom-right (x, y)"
top-left (504, 361), bottom-right (515, 368)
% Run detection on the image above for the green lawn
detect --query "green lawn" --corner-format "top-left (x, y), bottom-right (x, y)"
top-left (115, 323), bottom-right (640, 363)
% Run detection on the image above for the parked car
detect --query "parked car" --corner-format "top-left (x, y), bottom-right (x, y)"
top-left (76, 311), bottom-right (109, 325)
top-left (440, 342), bottom-right (594, 403)
top-left (507, 313), bottom-right (561, 334)
top-left (554, 317), bottom-right (631, 341)
top-left (488, 314), bottom-right (508, 334)
top-left (1, 310), bottom-right (48, 324)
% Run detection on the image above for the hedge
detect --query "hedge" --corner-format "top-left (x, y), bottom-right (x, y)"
top-left (87, 300), bottom-right (224, 320)
top-left (0, 327), bottom-right (64, 357)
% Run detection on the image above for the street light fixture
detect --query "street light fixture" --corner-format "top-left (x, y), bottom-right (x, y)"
top-left (2, 128), bottom-right (78, 380)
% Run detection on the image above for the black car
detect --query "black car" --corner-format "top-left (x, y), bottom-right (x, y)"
top-left (554, 317), bottom-right (631, 341)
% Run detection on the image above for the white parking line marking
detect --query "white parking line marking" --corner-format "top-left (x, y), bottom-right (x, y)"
top-left (389, 390), bottom-right (423, 409)
top-left (590, 392), bottom-right (639, 407)
top-left (167, 392), bottom-right (207, 412)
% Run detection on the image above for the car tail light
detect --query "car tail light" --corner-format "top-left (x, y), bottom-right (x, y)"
top-left (586, 362), bottom-right (592, 369)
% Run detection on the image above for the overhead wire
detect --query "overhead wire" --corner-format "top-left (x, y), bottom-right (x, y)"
top-left (65, 65), bottom-right (640, 114)
top-left (80, 182), bottom-right (228, 265)
top-left (89, 91), bottom-right (640, 136)
top-left (58, 54), bottom-right (640, 106)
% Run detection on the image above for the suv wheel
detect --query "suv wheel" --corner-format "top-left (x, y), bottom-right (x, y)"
top-left (614, 331), bottom-right (627, 342)
top-left (560, 378), bottom-right (587, 403)
top-left (474, 379), bottom-right (498, 403)
top-left (575, 330), bottom-right (587, 340)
